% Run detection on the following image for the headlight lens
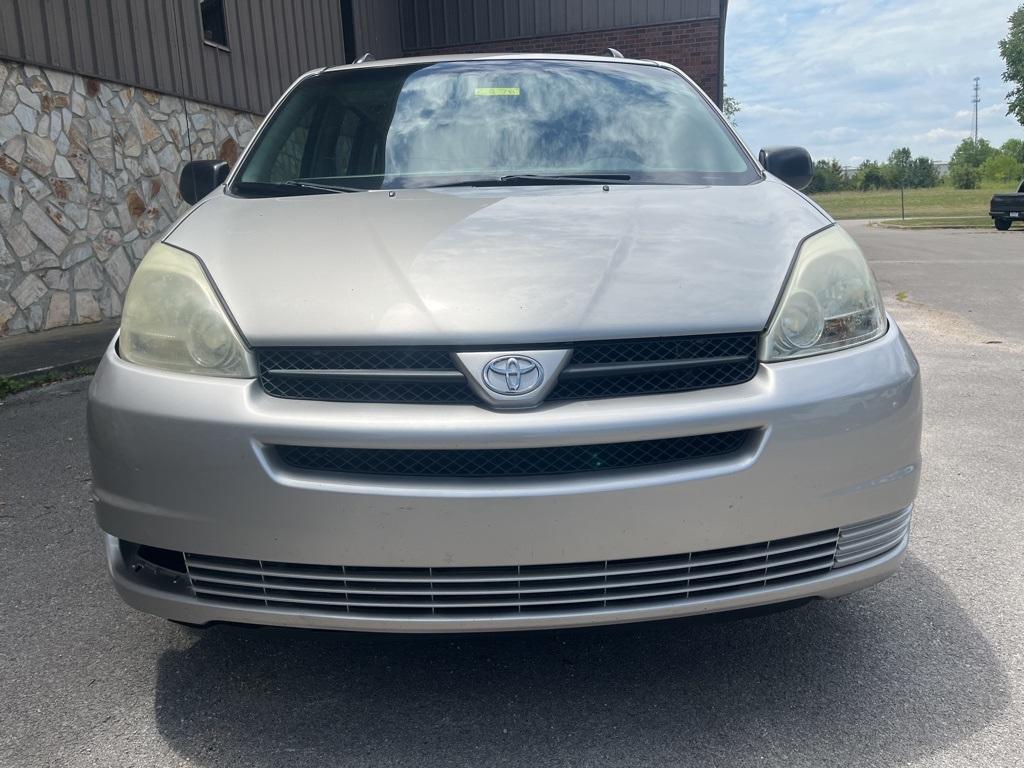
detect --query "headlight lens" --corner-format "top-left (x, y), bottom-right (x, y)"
top-left (120, 243), bottom-right (255, 377)
top-left (762, 226), bottom-right (886, 361)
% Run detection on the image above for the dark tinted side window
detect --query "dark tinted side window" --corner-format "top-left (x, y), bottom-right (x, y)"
top-left (200, 0), bottom-right (229, 48)
top-left (239, 73), bottom-right (396, 184)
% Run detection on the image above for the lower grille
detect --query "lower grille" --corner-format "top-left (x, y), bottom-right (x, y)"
top-left (178, 508), bottom-right (910, 619)
top-left (275, 430), bottom-right (752, 479)
top-left (835, 505), bottom-right (913, 567)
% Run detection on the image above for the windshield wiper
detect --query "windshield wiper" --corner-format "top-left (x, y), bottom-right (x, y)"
top-left (232, 180), bottom-right (368, 197)
top-left (283, 179), bottom-right (368, 193)
top-left (436, 173), bottom-right (632, 188)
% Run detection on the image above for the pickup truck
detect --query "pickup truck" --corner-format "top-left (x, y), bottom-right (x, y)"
top-left (990, 180), bottom-right (1024, 230)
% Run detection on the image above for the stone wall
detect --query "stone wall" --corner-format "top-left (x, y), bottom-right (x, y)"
top-left (0, 59), bottom-right (259, 336)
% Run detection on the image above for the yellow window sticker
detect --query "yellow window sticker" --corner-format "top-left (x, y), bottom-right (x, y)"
top-left (475, 87), bottom-right (521, 97)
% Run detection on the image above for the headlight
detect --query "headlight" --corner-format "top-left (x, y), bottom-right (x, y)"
top-left (761, 226), bottom-right (886, 362)
top-left (120, 243), bottom-right (255, 377)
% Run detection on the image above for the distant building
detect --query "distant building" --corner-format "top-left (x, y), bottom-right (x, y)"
top-left (0, 0), bottom-right (728, 336)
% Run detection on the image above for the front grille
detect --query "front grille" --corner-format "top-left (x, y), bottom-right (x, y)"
top-left (256, 333), bottom-right (759, 405)
top-left (549, 334), bottom-right (757, 401)
top-left (176, 508), bottom-right (911, 619)
top-left (275, 430), bottom-right (752, 479)
top-left (257, 347), bottom-right (476, 404)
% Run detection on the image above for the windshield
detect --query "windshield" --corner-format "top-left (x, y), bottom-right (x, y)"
top-left (232, 60), bottom-right (758, 193)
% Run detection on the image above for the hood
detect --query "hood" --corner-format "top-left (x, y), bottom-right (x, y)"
top-left (166, 179), bottom-right (830, 347)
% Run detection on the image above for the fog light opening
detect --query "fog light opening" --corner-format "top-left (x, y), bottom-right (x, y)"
top-left (134, 543), bottom-right (188, 575)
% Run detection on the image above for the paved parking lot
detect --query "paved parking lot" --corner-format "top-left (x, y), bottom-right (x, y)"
top-left (1, 224), bottom-right (1022, 767)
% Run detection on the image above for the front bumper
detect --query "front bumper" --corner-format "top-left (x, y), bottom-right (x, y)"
top-left (88, 319), bottom-right (921, 632)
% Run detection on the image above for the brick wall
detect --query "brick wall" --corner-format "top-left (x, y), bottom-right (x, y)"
top-left (407, 19), bottom-right (722, 106)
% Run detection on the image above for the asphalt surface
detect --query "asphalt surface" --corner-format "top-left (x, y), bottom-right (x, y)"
top-left (1, 223), bottom-right (1022, 767)
top-left (0, 319), bottom-right (118, 379)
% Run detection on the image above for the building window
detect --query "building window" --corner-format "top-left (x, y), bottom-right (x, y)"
top-left (200, 0), bottom-right (229, 49)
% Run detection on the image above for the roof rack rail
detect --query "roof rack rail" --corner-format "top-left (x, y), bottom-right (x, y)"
top-left (604, 48), bottom-right (624, 59)
top-left (355, 53), bottom-right (376, 64)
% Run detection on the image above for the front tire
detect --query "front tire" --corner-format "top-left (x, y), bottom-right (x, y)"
top-left (995, 218), bottom-right (1012, 231)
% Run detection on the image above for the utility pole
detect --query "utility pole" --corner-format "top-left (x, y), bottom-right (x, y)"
top-left (972, 77), bottom-right (981, 143)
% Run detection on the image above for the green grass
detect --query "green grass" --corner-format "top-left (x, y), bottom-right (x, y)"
top-left (0, 365), bottom-right (95, 400)
top-left (875, 216), bottom-right (995, 230)
top-left (810, 184), bottom-right (1003, 220)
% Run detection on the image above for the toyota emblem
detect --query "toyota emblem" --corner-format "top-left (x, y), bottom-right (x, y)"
top-left (482, 355), bottom-right (544, 396)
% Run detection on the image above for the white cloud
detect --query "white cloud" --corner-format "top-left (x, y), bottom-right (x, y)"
top-left (955, 103), bottom-right (1009, 120)
top-left (811, 126), bottom-right (857, 143)
top-left (914, 127), bottom-right (971, 143)
top-left (739, 104), bottom-right (802, 119)
top-left (724, 0), bottom-right (1023, 162)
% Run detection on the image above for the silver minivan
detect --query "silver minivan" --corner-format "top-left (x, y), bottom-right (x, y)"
top-left (88, 54), bottom-right (921, 633)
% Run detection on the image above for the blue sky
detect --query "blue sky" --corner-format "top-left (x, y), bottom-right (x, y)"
top-left (724, 0), bottom-right (1022, 166)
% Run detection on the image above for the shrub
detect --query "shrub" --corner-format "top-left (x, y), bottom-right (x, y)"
top-left (948, 162), bottom-right (981, 190)
top-left (806, 159), bottom-right (848, 193)
top-left (852, 161), bottom-right (887, 191)
top-left (906, 157), bottom-right (941, 188)
top-left (980, 153), bottom-right (1024, 183)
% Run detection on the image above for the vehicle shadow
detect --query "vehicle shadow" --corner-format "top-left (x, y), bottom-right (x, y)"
top-left (153, 555), bottom-right (1008, 767)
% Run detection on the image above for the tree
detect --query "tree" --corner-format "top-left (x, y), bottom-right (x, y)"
top-left (1001, 137), bottom-right (1024, 165)
top-left (1000, 6), bottom-right (1024, 127)
top-left (885, 147), bottom-right (913, 187)
top-left (948, 162), bottom-right (980, 190)
top-left (948, 137), bottom-right (996, 190)
top-left (980, 152), bottom-right (1024, 182)
top-left (906, 157), bottom-right (940, 188)
top-left (949, 137), bottom-right (997, 168)
top-left (852, 160), bottom-right (886, 191)
top-left (722, 81), bottom-right (740, 127)
top-left (806, 159), bottom-right (847, 193)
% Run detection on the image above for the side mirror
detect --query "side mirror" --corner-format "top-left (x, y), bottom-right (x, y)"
top-left (179, 160), bottom-right (230, 205)
top-left (759, 147), bottom-right (813, 191)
